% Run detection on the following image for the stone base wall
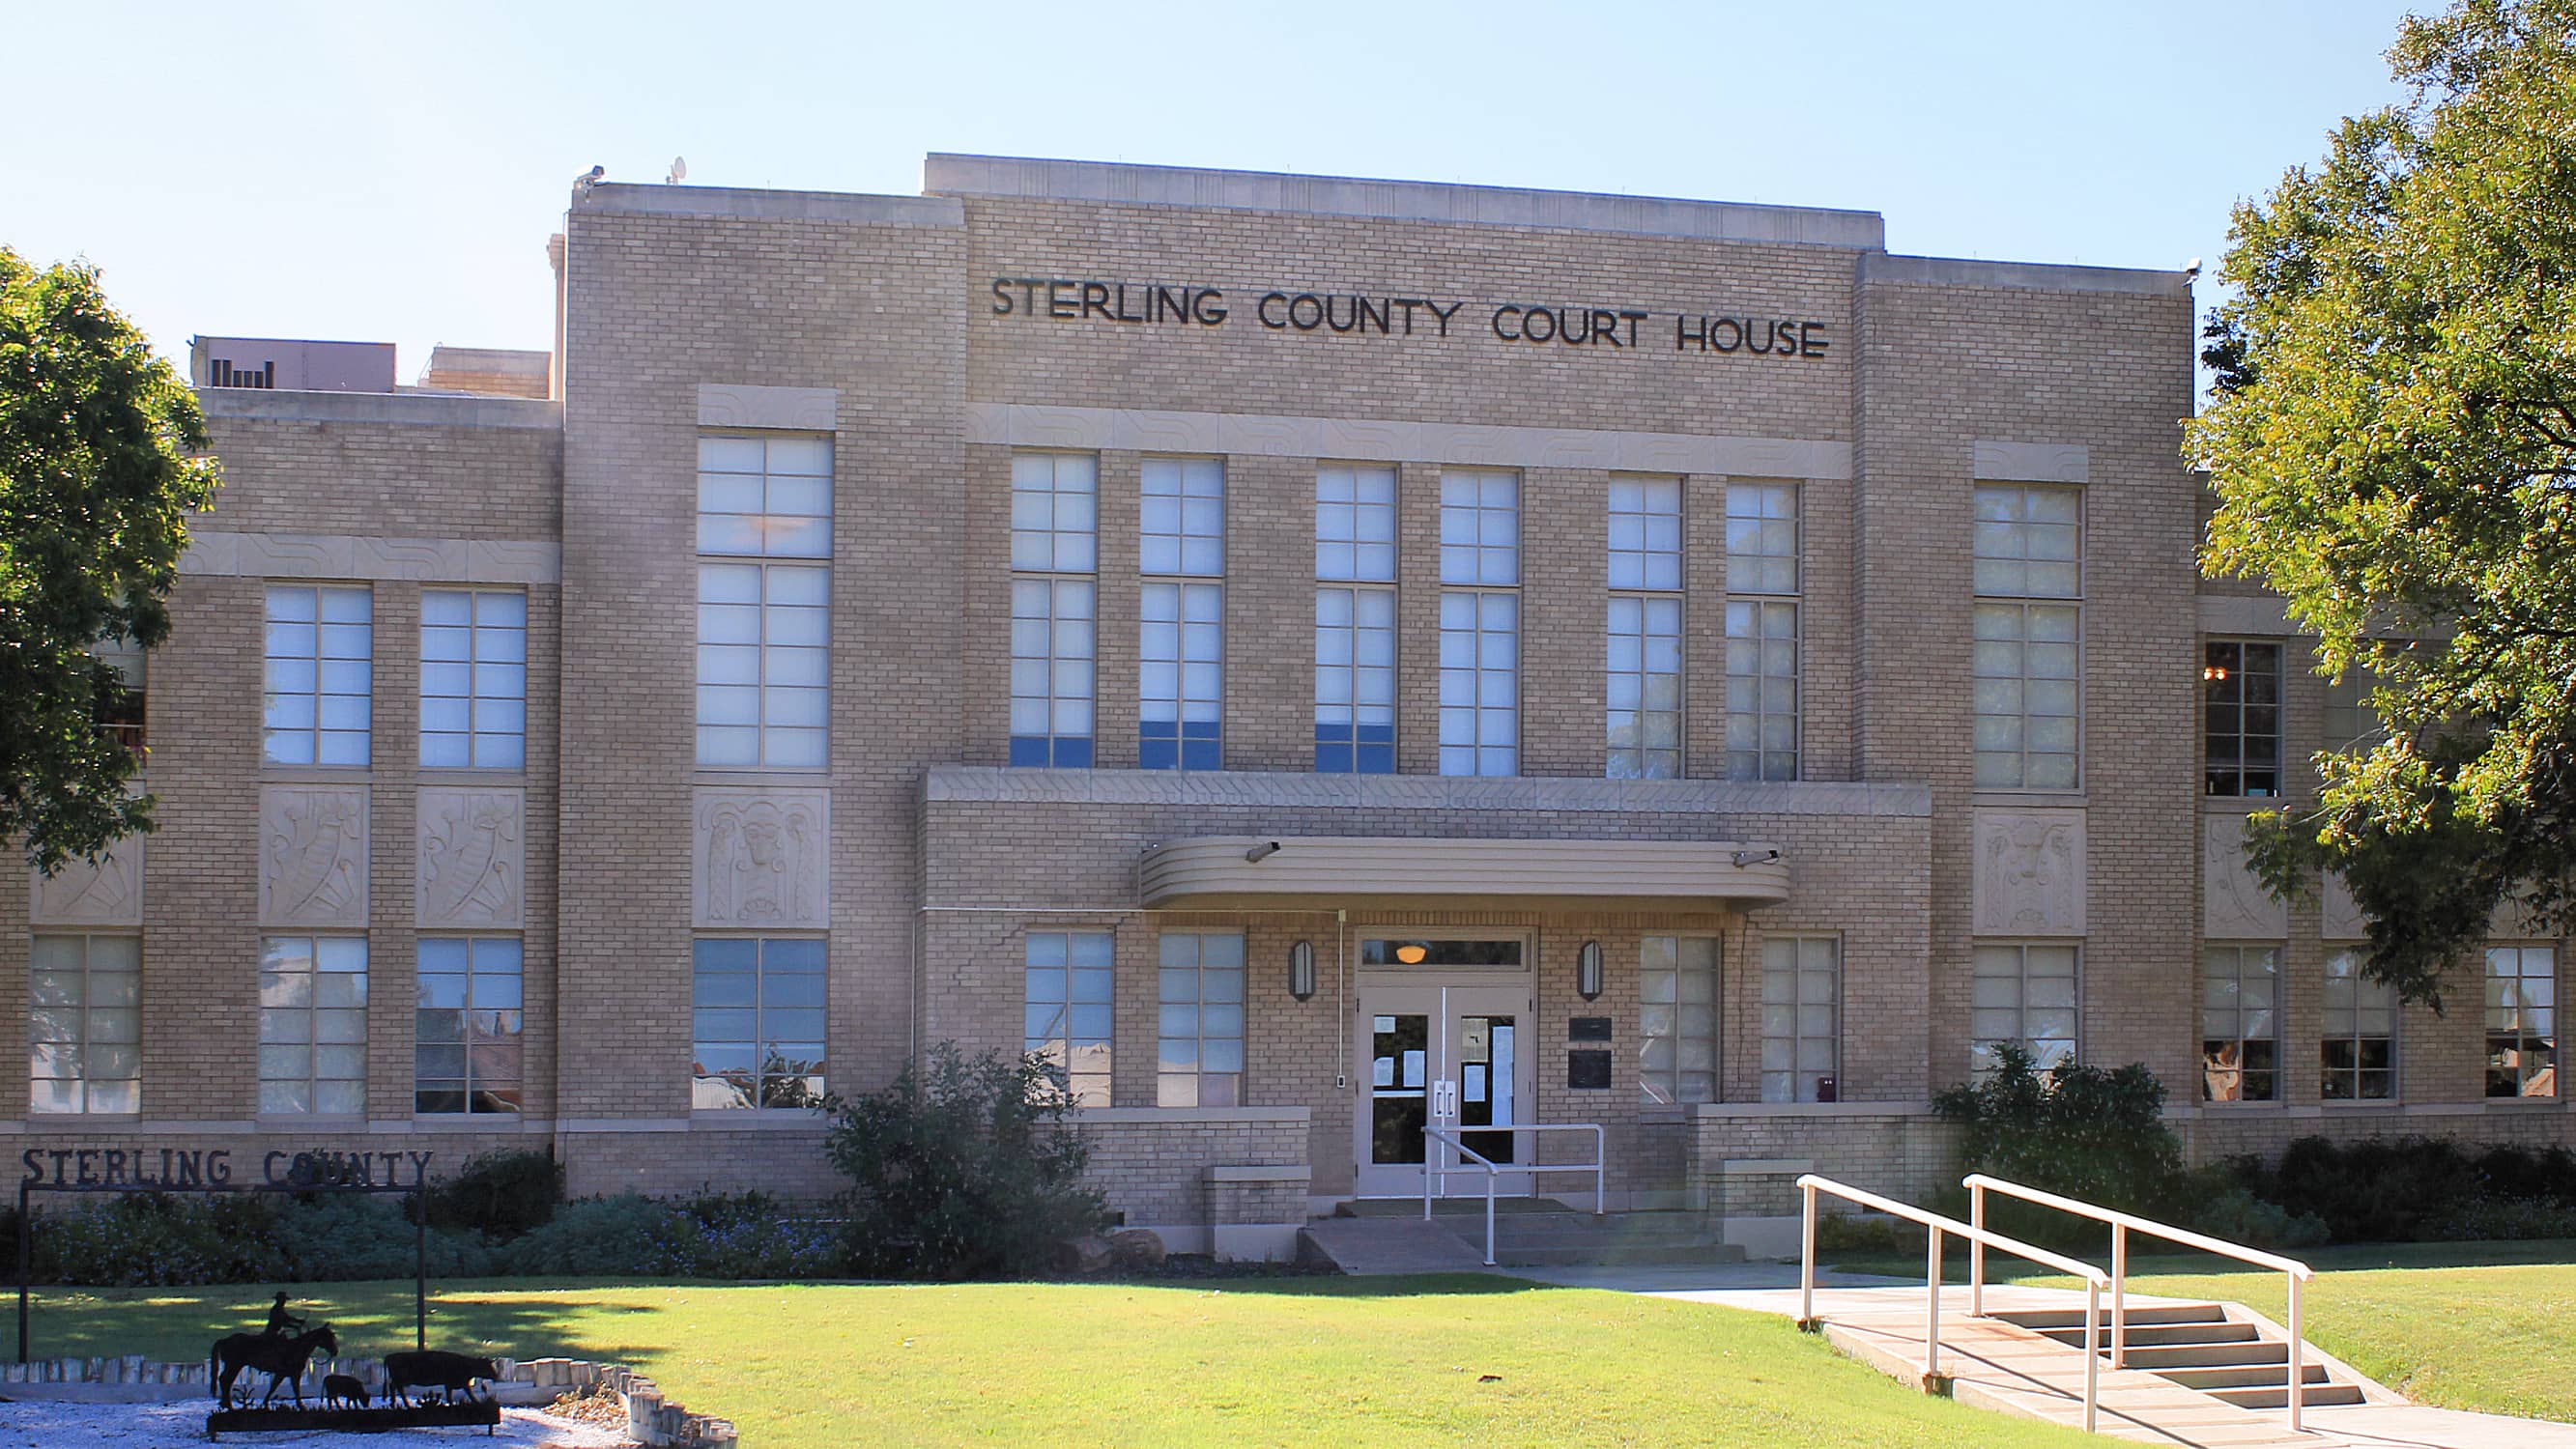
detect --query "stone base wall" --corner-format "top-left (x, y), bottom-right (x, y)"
top-left (1077, 1108), bottom-right (1311, 1253)
top-left (1686, 1104), bottom-right (1958, 1216)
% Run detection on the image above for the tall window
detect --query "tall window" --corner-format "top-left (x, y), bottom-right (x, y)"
top-left (2323, 666), bottom-right (2385, 753)
top-left (1011, 453), bottom-right (1098, 767)
top-left (691, 937), bottom-right (826, 1109)
top-left (2201, 944), bottom-right (2279, 1102)
top-left (2203, 639), bottom-right (2282, 796)
top-left (29, 934), bottom-right (139, 1114)
top-left (264, 584), bottom-right (372, 767)
top-left (415, 937), bottom-right (524, 1115)
top-left (1726, 482), bottom-right (1800, 781)
top-left (2486, 945), bottom-right (2558, 1099)
top-left (1608, 477), bottom-right (1683, 779)
top-left (1971, 943), bottom-right (2077, 1079)
top-left (1025, 930), bottom-right (1112, 1107)
top-left (1639, 935), bottom-right (1718, 1104)
top-left (1971, 484), bottom-right (2080, 789)
top-left (2322, 949), bottom-right (2395, 1101)
top-left (1760, 935), bottom-right (1839, 1102)
top-left (1440, 470), bottom-right (1518, 777)
top-left (1139, 456), bottom-right (1224, 771)
top-left (697, 434), bottom-right (831, 769)
top-left (420, 590), bottom-right (527, 769)
top-left (258, 937), bottom-right (367, 1115)
top-left (1316, 465), bottom-right (1397, 774)
top-left (91, 636), bottom-right (146, 757)
top-left (1157, 932), bottom-right (1244, 1107)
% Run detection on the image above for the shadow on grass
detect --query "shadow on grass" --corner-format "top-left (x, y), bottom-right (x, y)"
top-left (6, 1270), bottom-right (1566, 1364)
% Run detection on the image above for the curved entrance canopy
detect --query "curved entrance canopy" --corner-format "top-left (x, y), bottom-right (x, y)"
top-left (1137, 836), bottom-right (1789, 910)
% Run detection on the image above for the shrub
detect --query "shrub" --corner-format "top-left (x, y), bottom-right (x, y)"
top-left (2237, 1136), bottom-right (2576, 1243)
top-left (824, 1042), bottom-right (1110, 1279)
top-left (2424, 1195), bottom-right (2576, 1241)
top-left (2181, 1179), bottom-right (2329, 1251)
top-left (424, 1149), bottom-right (564, 1240)
top-left (42, 1194), bottom-right (281, 1287)
top-left (272, 1195), bottom-right (495, 1280)
top-left (1931, 1045), bottom-right (2189, 1248)
top-left (494, 1196), bottom-right (713, 1277)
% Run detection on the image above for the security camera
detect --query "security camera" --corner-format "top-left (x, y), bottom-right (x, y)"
top-left (2183, 257), bottom-right (2202, 280)
top-left (573, 165), bottom-right (606, 193)
top-left (1732, 848), bottom-right (1783, 867)
top-left (1244, 840), bottom-right (1283, 863)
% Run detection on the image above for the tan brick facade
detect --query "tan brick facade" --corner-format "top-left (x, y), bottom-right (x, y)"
top-left (48, 156), bottom-right (2558, 1255)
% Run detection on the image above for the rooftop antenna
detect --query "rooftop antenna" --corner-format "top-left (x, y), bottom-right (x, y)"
top-left (668, 156), bottom-right (688, 185)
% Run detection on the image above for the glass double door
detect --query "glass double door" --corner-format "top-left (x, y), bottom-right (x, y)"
top-left (1354, 983), bottom-right (1531, 1198)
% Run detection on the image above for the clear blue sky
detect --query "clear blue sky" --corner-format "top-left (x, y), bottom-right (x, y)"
top-left (5, 0), bottom-right (2427, 388)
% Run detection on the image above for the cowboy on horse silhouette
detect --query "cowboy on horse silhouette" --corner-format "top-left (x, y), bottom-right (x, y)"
top-left (263, 1293), bottom-right (306, 1338)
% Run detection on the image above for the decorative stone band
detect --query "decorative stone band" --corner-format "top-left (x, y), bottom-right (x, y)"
top-left (181, 531), bottom-right (560, 585)
top-left (1139, 835), bottom-right (1791, 909)
top-left (964, 402), bottom-right (1851, 480)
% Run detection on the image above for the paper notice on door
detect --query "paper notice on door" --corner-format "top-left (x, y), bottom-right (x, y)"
top-left (1372, 1055), bottom-right (1393, 1087)
top-left (1401, 1049), bottom-right (1425, 1088)
top-left (1464, 1065), bottom-right (1487, 1103)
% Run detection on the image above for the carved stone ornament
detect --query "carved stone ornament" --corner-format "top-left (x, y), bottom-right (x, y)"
top-left (694, 788), bottom-right (828, 929)
top-left (260, 785), bottom-right (369, 928)
top-left (2202, 814), bottom-right (2287, 939)
top-left (1970, 810), bottom-right (2085, 936)
top-left (417, 787), bottom-right (525, 928)
top-left (30, 837), bottom-right (143, 927)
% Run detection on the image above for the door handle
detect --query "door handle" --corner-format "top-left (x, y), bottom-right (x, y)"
top-left (1432, 1080), bottom-right (1458, 1120)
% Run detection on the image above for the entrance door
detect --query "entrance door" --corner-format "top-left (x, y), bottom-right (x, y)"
top-left (1354, 983), bottom-right (1531, 1198)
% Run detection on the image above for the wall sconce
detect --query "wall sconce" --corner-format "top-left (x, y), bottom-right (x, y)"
top-left (1394, 942), bottom-right (1429, 965)
top-left (1288, 940), bottom-right (1316, 1001)
top-left (1577, 940), bottom-right (1604, 1002)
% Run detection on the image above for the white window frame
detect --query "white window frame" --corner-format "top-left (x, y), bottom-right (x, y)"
top-left (1639, 934), bottom-right (1718, 1105)
top-left (1157, 931), bottom-right (1245, 1107)
top-left (1316, 584), bottom-right (1396, 775)
top-left (2486, 944), bottom-right (2558, 1099)
top-left (257, 935), bottom-right (369, 1117)
top-left (2203, 638), bottom-right (2284, 798)
top-left (419, 588), bottom-right (528, 770)
top-left (1760, 934), bottom-right (1840, 1102)
top-left (1971, 941), bottom-right (2079, 1080)
top-left (1011, 453), bottom-right (1099, 767)
top-left (1725, 482), bottom-right (1800, 782)
top-left (1971, 483), bottom-right (2082, 791)
top-left (263, 583), bottom-right (373, 767)
top-left (696, 560), bottom-right (829, 769)
top-left (29, 933), bottom-right (140, 1115)
top-left (1438, 590), bottom-right (1518, 777)
top-left (2201, 943), bottom-right (2280, 1102)
top-left (1608, 476), bottom-right (1684, 781)
top-left (1139, 457), bottom-right (1223, 771)
top-left (414, 935), bottom-right (526, 1116)
top-left (2322, 947), bottom-right (2396, 1102)
top-left (690, 935), bottom-right (828, 1110)
top-left (1026, 928), bottom-right (1114, 1107)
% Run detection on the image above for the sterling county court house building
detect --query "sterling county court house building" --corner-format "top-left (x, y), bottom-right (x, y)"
top-left (17, 156), bottom-right (2565, 1256)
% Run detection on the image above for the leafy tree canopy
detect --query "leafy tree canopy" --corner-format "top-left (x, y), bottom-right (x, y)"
top-left (0, 248), bottom-right (217, 871)
top-left (2191, 0), bottom-right (2576, 1008)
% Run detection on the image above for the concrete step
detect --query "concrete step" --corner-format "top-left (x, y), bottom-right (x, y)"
top-left (2209, 1382), bottom-right (2366, 1410)
top-left (2036, 1320), bottom-right (2257, 1349)
top-left (2158, 1362), bottom-right (2333, 1391)
top-left (2118, 1340), bottom-right (2291, 1370)
top-left (1992, 1303), bottom-right (2225, 1331)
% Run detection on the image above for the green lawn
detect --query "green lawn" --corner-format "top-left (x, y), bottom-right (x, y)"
top-left (1960, 1239), bottom-right (2576, 1424)
top-left (8, 1276), bottom-right (2105, 1449)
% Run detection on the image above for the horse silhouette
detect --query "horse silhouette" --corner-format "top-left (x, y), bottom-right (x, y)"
top-left (210, 1323), bottom-right (338, 1408)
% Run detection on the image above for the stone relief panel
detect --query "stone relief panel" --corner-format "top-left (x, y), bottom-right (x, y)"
top-left (1970, 810), bottom-right (2085, 936)
top-left (694, 789), bottom-right (829, 930)
top-left (2203, 814), bottom-right (2287, 938)
top-left (417, 787), bottom-right (525, 928)
top-left (30, 838), bottom-right (143, 927)
top-left (2320, 870), bottom-right (2368, 940)
top-left (260, 785), bottom-right (369, 928)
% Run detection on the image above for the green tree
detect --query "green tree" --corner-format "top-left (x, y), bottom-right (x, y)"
top-left (2190, 0), bottom-right (2576, 1008)
top-left (0, 249), bottom-right (217, 870)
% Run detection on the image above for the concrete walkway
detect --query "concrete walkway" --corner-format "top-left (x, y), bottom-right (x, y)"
top-left (1503, 1262), bottom-right (2576, 1448)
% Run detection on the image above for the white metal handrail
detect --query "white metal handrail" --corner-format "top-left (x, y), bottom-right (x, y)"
top-left (1421, 1123), bottom-right (1605, 1266)
top-left (1963, 1173), bottom-right (2316, 1431)
top-left (1799, 1174), bottom-right (2107, 1434)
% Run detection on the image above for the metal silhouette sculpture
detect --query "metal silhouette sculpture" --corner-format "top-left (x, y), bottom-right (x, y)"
top-left (385, 1349), bottom-right (502, 1406)
top-left (211, 1321), bottom-right (337, 1408)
